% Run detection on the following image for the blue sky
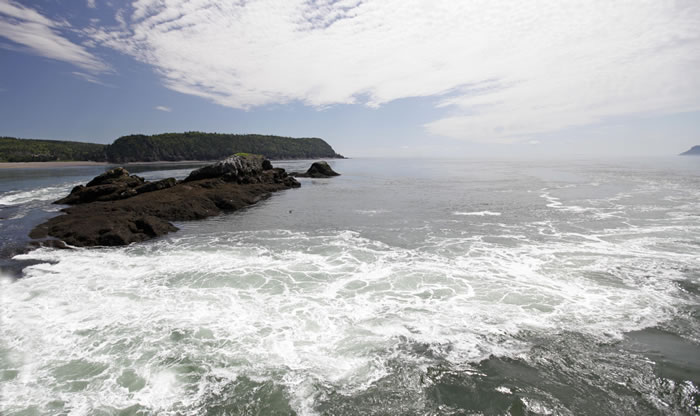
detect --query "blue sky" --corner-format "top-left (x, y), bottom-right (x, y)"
top-left (1, 0), bottom-right (699, 157)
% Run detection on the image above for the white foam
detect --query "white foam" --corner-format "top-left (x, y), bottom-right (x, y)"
top-left (2, 220), bottom-right (696, 414)
top-left (355, 209), bottom-right (389, 216)
top-left (0, 182), bottom-right (80, 206)
top-left (522, 398), bottom-right (554, 415)
top-left (137, 369), bottom-right (181, 410)
top-left (453, 211), bottom-right (502, 216)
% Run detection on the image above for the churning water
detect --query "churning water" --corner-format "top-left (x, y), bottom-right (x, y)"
top-left (1, 158), bottom-right (699, 415)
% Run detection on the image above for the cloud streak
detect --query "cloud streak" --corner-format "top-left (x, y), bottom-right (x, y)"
top-left (90, 0), bottom-right (700, 143)
top-left (72, 71), bottom-right (114, 87)
top-left (154, 105), bottom-right (171, 112)
top-left (5, 1), bottom-right (700, 143)
top-left (0, 0), bottom-right (109, 72)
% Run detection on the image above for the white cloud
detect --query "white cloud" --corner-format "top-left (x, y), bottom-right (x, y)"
top-left (56, 1), bottom-right (700, 142)
top-left (0, 0), bottom-right (109, 72)
top-left (154, 105), bottom-right (172, 112)
top-left (87, 0), bottom-right (96, 9)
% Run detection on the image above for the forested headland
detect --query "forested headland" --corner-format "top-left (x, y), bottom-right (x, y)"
top-left (0, 132), bottom-right (343, 163)
top-left (0, 137), bottom-right (106, 162)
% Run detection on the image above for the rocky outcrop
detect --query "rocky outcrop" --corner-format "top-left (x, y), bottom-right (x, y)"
top-left (55, 168), bottom-right (179, 205)
top-left (30, 154), bottom-right (300, 247)
top-left (292, 161), bottom-right (340, 178)
top-left (184, 154), bottom-right (273, 182)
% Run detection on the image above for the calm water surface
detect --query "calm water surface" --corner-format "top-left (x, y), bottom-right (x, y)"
top-left (1, 157), bottom-right (699, 415)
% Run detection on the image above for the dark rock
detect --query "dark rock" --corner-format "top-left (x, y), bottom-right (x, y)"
top-left (30, 211), bottom-right (178, 247)
top-left (86, 167), bottom-right (131, 187)
top-left (292, 161), bottom-right (340, 178)
top-left (184, 154), bottom-right (266, 182)
top-left (30, 155), bottom-right (300, 247)
top-left (56, 167), bottom-right (147, 204)
top-left (134, 178), bottom-right (177, 195)
top-left (680, 145), bottom-right (700, 156)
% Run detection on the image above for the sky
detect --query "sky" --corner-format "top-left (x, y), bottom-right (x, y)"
top-left (1, 0), bottom-right (699, 157)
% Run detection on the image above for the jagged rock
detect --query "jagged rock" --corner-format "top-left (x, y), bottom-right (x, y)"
top-left (292, 161), bottom-right (340, 178)
top-left (85, 167), bottom-right (126, 186)
top-left (31, 155), bottom-right (300, 247)
top-left (134, 178), bottom-right (177, 194)
top-left (184, 154), bottom-right (266, 182)
top-left (56, 167), bottom-right (148, 204)
top-left (30, 212), bottom-right (177, 247)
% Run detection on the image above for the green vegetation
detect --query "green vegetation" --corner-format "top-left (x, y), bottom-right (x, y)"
top-left (104, 132), bottom-right (343, 163)
top-left (0, 132), bottom-right (343, 163)
top-left (0, 137), bottom-right (106, 162)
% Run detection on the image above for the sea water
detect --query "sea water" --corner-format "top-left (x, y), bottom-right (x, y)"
top-left (1, 157), bottom-right (699, 415)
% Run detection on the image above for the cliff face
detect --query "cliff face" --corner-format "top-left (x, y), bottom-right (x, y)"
top-left (30, 154), bottom-right (300, 247)
top-left (104, 133), bottom-right (343, 162)
top-left (680, 145), bottom-right (700, 156)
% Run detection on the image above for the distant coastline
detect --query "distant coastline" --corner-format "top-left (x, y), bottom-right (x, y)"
top-left (0, 160), bottom-right (205, 169)
top-left (0, 161), bottom-right (109, 169)
top-left (0, 132), bottom-right (344, 164)
top-left (0, 158), bottom-right (334, 169)
top-left (679, 145), bottom-right (700, 156)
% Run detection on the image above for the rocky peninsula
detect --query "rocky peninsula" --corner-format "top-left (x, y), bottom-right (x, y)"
top-left (29, 154), bottom-right (300, 247)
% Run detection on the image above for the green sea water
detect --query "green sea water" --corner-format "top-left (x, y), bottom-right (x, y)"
top-left (1, 157), bottom-right (699, 415)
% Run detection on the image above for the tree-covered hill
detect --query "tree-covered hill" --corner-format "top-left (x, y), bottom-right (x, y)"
top-left (0, 133), bottom-right (343, 163)
top-left (104, 132), bottom-right (343, 162)
top-left (0, 137), bottom-right (106, 162)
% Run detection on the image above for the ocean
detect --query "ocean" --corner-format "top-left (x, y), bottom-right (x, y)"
top-left (1, 157), bottom-right (699, 415)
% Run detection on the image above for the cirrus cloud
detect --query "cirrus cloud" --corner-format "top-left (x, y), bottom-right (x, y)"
top-left (4, 0), bottom-right (700, 143)
top-left (0, 0), bottom-right (109, 73)
top-left (90, 0), bottom-right (700, 143)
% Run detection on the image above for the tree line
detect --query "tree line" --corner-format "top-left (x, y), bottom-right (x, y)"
top-left (0, 132), bottom-right (343, 163)
top-left (0, 137), bottom-right (106, 162)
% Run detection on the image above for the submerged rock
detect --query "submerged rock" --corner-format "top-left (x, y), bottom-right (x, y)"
top-left (292, 161), bottom-right (340, 178)
top-left (30, 154), bottom-right (300, 247)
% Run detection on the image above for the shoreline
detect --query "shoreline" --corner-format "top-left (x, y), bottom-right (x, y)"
top-left (0, 161), bottom-right (109, 169)
top-left (0, 160), bottom-right (209, 169)
top-left (0, 157), bottom-right (344, 170)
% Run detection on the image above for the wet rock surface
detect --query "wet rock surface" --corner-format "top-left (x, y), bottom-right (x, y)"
top-left (184, 154), bottom-right (271, 182)
top-left (30, 155), bottom-right (300, 247)
top-left (292, 161), bottom-right (340, 178)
